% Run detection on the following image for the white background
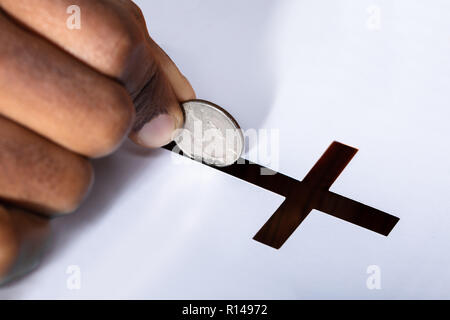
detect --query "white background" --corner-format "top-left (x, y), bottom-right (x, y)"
top-left (1, 0), bottom-right (450, 299)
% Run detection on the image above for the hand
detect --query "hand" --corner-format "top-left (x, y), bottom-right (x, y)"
top-left (0, 0), bottom-right (195, 284)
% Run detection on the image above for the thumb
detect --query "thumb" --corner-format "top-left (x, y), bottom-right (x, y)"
top-left (129, 40), bottom-right (195, 148)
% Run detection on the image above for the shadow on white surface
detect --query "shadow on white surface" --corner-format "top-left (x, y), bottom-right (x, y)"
top-left (136, 0), bottom-right (280, 136)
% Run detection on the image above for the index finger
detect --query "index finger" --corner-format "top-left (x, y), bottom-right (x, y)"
top-left (0, 0), bottom-right (195, 147)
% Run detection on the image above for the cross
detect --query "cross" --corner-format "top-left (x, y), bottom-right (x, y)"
top-left (164, 141), bottom-right (399, 249)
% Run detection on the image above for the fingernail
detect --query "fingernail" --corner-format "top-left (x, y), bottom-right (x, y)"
top-left (136, 114), bottom-right (177, 148)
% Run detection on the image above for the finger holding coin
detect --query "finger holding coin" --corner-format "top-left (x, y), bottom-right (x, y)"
top-left (173, 100), bottom-right (244, 167)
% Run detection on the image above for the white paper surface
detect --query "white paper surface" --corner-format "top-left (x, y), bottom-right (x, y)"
top-left (1, 0), bottom-right (450, 299)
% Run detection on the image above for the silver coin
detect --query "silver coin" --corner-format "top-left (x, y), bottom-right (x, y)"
top-left (173, 99), bottom-right (244, 167)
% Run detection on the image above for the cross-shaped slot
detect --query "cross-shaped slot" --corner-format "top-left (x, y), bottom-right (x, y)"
top-left (164, 141), bottom-right (400, 249)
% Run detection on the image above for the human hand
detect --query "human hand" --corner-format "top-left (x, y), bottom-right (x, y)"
top-left (0, 0), bottom-right (195, 284)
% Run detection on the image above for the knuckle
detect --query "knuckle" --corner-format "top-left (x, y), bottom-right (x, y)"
top-left (89, 83), bottom-right (135, 158)
top-left (0, 206), bottom-right (50, 284)
top-left (99, 12), bottom-right (144, 76)
top-left (111, 28), bottom-right (139, 69)
top-left (54, 157), bottom-right (94, 215)
top-left (0, 117), bottom-right (95, 215)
